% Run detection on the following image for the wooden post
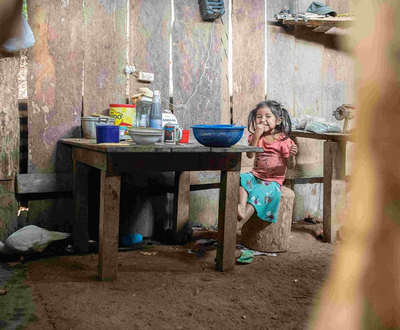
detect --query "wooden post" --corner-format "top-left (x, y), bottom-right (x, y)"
top-left (72, 159), bottom-right (90, 253)
top-left (172, 171), bottom-right (190, 243)
top-left (0, 57), bottom-right (20, 240)
top-left (216, 170), bottom-right (240, 271)
top-left (323, 141), bottom-right (346, 243)
top-left (98, 172), bottom-right (121, 281)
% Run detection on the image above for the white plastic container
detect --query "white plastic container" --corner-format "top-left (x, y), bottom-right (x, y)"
top-left (81, 116), bottom-right (116, 139)
top-left (162, 110), bottom-right (178, 127)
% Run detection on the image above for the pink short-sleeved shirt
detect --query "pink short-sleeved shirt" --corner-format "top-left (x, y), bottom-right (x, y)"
top-left (248, 134), bottom-right (295, 185)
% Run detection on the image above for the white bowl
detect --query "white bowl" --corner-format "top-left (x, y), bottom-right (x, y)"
top-left (128, 128), bottom-right (163, 145)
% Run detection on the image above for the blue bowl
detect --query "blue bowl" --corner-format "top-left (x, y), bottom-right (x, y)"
top-left (191, 125), bottom-right (246, 147)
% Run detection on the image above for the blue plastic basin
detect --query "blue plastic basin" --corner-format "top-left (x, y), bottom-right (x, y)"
top-left (191, 125), bottom-right (246, 147)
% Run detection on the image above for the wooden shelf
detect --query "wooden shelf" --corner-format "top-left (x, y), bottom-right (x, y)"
top-left (277, 16), bottom-right (355, 33)
top-left (291, 130), bottom-right (355, 142)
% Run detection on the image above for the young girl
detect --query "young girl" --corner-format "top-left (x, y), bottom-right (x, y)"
top-left (237, 100), bottom-right (298, 225)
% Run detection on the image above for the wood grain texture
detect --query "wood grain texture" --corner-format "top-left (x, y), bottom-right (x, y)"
top-left (98, 173), bottom-right (121, 281)
top-left (232, 0), bottom-right (265, 168)
top-left (27, 1), bottom-right (83, 173)
top-left (266, 25), bottom-right (295, 112)
top-left (0, 56), bottom-right (20, 241)
top-left (294, 26), bottom-right (325, 117)
top-left (83, 0), bottom-right (127, 116)
top-left (323, 141), bottom-right (346, 243)
top-left (216, 170), bottom-right (240, 271)
top-left (129, 0), bottom-right (171, 110)
top-left (16, 173), bottom-right (73, 194)
top-left (172, 0), bottom-right (225, 130)
top-left (214, 5), bottom-right (230, 125)
top-left (172, 171), bottom-right (190, 243)
top-left (0, 57), bottom-right (19, 180)
top-left (0, 190), bottom-right (18, 241)
top-left (323, 34), bottom-right (355, 124)
top-left (241, 186), bottom-right (295, 252)
top-left (73, 161), bottom-right (90, 252)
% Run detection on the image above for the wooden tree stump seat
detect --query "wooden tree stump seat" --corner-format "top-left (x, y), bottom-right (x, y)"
top-left (241, 186), bottom-right (295, 253)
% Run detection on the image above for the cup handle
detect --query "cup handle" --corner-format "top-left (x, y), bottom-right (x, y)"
top-left (176, 126), bottom-right (183, 143)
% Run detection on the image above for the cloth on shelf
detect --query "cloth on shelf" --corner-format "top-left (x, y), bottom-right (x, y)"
top-left (306, 2), bottom-right (337, 17)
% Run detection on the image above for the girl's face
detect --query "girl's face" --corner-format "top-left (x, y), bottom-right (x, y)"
top-left (255, 107), bottom-right (281, 133)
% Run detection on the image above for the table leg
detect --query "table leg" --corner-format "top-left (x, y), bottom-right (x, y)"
top-left (73, 159), bottom-right (90, 252)
top-left (98, 172), bottom-right (121, 281)
top-left (216, 170), bottom-right (240, 271)
top-left (323, 141), bottom-right (346, 243)
top-left (172, 171), bottom-right (191, 243)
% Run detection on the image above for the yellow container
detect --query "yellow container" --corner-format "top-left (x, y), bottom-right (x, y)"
top-left (109, 104), bottom-right (136, 127)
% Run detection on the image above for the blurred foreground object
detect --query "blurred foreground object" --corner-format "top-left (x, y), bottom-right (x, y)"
top-left (310, 1), bottom-right (400, 329)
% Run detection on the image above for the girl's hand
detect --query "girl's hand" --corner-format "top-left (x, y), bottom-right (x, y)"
top-left (289, 144), bottom-right (298, 156)
top-left (254, 124), bottom-right (266, 138)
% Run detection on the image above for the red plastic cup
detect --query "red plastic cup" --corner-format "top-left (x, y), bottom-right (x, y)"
top-left (179, 130), bottom-right (190, 143)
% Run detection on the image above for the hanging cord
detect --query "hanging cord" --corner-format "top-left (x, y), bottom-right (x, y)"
top-left (149, 21), bottom-right (216, 110)
top-left (120, 1), bottom-right (216, 111)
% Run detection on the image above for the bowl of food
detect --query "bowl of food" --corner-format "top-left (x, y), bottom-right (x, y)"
top-left (128, 127), bottom-right (164, 145)
top-left (191, 125), bottom-right (246, 147)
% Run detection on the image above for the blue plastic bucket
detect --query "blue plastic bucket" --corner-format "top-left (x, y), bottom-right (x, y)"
top-left (96, 125), bottom-right (119, 143)
top-left (122, 234), bottom-right (143, 247)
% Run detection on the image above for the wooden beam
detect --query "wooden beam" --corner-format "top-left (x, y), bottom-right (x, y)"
top-left (323, 141), bottom-right (346, 243)
top-left (98, 173), bottom-right (121, 281)
top-left (16, 173), bottom-right (73, 194)
top-left (0, 57), bottom-right (20, 181)
top-left (291, 130), bottom-right (354, 142)
top-left (72, 162), bottom-right (90, 253)
top-left (216, 170), bottom-right (240, 271)
top-left (172, 171), bottom-right (191, 243)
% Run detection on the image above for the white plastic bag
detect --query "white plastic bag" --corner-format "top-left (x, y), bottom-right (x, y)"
top-left (1, 13), bottom-right (35, 53)
top-left (293, 115), bottom-right (326, 130)
top-left (305, 121), bottom-right (342, 133)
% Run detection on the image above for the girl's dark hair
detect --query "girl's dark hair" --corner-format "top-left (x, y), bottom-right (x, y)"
top-left (247, 100), bottom-right (292, 139)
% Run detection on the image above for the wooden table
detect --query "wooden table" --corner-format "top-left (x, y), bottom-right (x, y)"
top-left (60, 138), bottom-right (262, 281)
top-left (291, 130), bottom-right (354, 243)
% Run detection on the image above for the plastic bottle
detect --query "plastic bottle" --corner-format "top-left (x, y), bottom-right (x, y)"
top-left (139, 114), bottom-right (147, 127)
top-left (149, 90), bottom-right (162, 130)
top-left (136, 96), bottom-right (152, 127)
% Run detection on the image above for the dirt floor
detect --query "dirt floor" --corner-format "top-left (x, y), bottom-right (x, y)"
top-left (0, 221), bottom-right (336, 330)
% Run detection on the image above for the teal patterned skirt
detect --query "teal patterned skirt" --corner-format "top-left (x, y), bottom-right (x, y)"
top-left (240, 172), bottom-right (282, 223)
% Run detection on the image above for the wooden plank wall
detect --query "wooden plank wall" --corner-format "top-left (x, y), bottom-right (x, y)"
top-left (0, 56), bottom-right (20, 239)
top-left (172, 0), bottom-right (230, 130)
top-left (122, 0), bottom-right (172, 237)
top-left (26, 1), bottom-right (83, 232)
top-left (0, 0), bottom-right (355, 239)
top-left (232, 0), bottom-right (265, 169)
top-left (84, 0), bottom-right (127, 115)
top-left (264, 0), bottom-right (355, 221)
top-left (129, 0), bottom-right (171, 109)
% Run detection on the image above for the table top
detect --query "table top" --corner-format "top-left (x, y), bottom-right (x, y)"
top-left (60, 138), bottom-right (264, 154)
top-left (291, 130), bottom-right (355, 142)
